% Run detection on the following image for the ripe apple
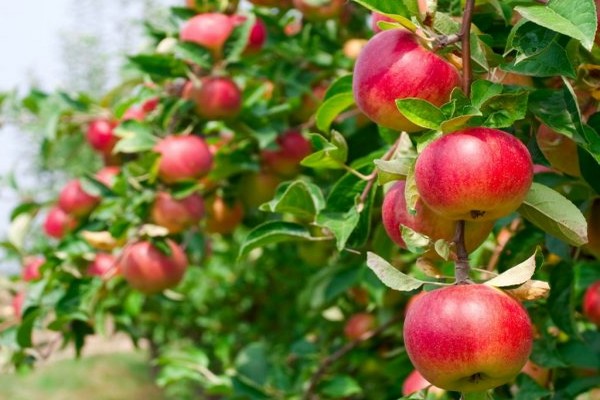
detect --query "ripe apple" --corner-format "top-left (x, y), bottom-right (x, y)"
top-left (586, 198), bottom-right (600, 258)
top-left (343, 313), bottom-right (376, 340)
top-left (43, 206), bottom-right (77, 239)
top-left (58, 179), bottom-right (99, 217)
top-left (119, 239), bottom-right (188, 294)
top-left (382, 180), bottom-right (493, 253)
top-left (292, 0), bottom-right (344, 21)
top-left (205, 195), bottom-right (244, 234)
top-left (95, 166), bottom-right (120, 187)
top-left (154, 135), bottom-right (213, 183)
top-left (404, 284), bottom-right (533, 392)
top-left (353, 29), bottom-right (461, 132)
top-left (22, 256), bottom-right (44, 282)
top-left (583, 281), bottom-right (600, 327)
top-left (238, 170), bottom-right (281, 208)
top-left (122, 106), bottom-right (145, 122)
top-left (151, 191), bottom-right (205, 234)
top-left (415, 127), bottom-right (533, 221)
top-left (231, 15), bottom-right (268, 54)
top-left (87, 118), bottom-right (118, 154)
top-left (87, 253), bottom-right (117, 279)
top-left (536, 124), bottom-right (581, 177)
top-left (343, 38), bottom-right (368, 60)
top-left (189, 77), bottom-right (242, 120)
top-left (521, 360), bottom-right (550, 387)
top-left (180, 13), bottom-right (234, 58)
top-left (371, 12), bottom-right (395, 32)
top-left (262, 130), bottom-right (312, 177)
top-left (402, 369), bottom-right (444, 397)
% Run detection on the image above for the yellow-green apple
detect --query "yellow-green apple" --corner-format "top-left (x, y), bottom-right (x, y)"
top-left (262, 130), bottom-right (312, 177)
top-left (583, 281), bottom-right (600, 327)
top-left (43, 206), bottom-right (77, 239)
top-left (58, 179), bottom-right (99, 217)
top-left (154, 135), bottom-right (213, 183)
top-left (95, 166), bottom-right (120, 187)
top-left (151, 191), bottom-right (205, 234)
top-left (205, 195), bottom-right (244, 234)
top-left (521, 360), bottom-right (550, 387)
top-left (343, 38), bottom-right (368, 60)
top-left (231, 15), bottom-right (267, 54)
top-left (536, 124), bottom-right (581, 177)
top-left (415, 127), bottom-right (533, 221)
top-left (382, 180), bottom-right (493, 252)
top-left (402, 369), bottom-right (444, 397)
top-left (586, 198), bottom-right (600, 258)
top-left (343, 313), bottom-right (376, 340)
top-left (353, 29), bottom-right (460, 132)
top-left (119, 239), bottom-right (188, 294)
top-left (292, 0), bottom-right (344, 21)
top-left (87, 118), bottom-right (118, 154)
top-left (238, 170), bottom-right (281, 208)
top-left (180, 13), bottom-right (234, 58)
top-left (189, 77), bottom-right (242, 120)
top-left (22, 256), bottom-right (44, 282)
top-left (404, 284), bottom-right (533, 392)
top-left (87, 253), bottom-right (117, 279)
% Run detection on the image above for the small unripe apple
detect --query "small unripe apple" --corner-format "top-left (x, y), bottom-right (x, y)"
top-left (87, 253), bottom-right (117, 278)
top-left (583, 281), bottom-right (600, 327)
top-left (154, 135), bottom-right (213, 183)
top-left (353, 29), bottom-right (461, 132)
top-left (293, 0), bottom-right (344, 21)
top-left (22, 256), bottom-right (44, 282)
top-left (119, 240), bottom-right (188, 294)
top-left (58, 179), bottom-right (99, 217)
top-left (382, 180), bottom-right (493, 253)
top-left (238, 171), bottom-right (281, 208)
top-left (415, 127), bottom-right (533, 221)
top-left (262, 130), bottom-right (312, 177)
top-left (189, 77), bottom-right (242, 120)
top-left (521, 360), bottom-right (550, 387)
top-left (180, 13), bottom-right (234, 58)
top-left (404, 285), bottom-right (533, 392)
top-left (343, 38), bottom-right (368, 60)
top-left (402, 369), bottom-right (444, 397)
top-left (536, 125), bottom-right (581, 177)
top-left (43, 206), bottom-right (77, 239)
top-left (205, 196), bottom-right (244, 234)
top-left (95, 166), bottom-right (120, 187)
top-left (371, 12), bottom-right (395, 32)
top-left (343, 313), bottom-right (376, 340)
top-left (87, 119), bottom-right (118, 154)
top-left (151, 191), bottom-right (205, 234)
top-left (231, 15), bottom-right (268, 54)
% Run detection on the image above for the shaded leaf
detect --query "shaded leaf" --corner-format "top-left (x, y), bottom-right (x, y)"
top-left (366, 252), bottom-right (425, 292)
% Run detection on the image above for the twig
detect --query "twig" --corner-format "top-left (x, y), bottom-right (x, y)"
top-left (357, 138), bottom-right (401, 212)
top-left (453, 220), bottom-right (471, 283)
top-left (460, 0), bottom-right (476, 96)
top-left (486, 218), bottom-right (521, 272)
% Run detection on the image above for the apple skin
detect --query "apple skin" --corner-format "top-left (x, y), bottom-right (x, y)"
top-left (583, 281), bottom-right (600, 327)
top-left (95, 166), bottom-right (120, 187)
top-left (415, 127), bottom-right (533, 221)
top-left (404, 284), bottom-right (533, 392)
top-left (231, 15), bottom-right (267, 54)
top-left (292, 0), bottom-right (344, 21)
top-left (343, 313), bottom-right (376, 341)
top-left (154, 135), bottom-right (213, 184)
top-left (87, 119), bottom-right (118, 154)
top-left (238, 171), bottom-right (281, 209)
top-left (58, 179), bottom-right (99, 217)
top-left (87, 253), bottom-right (117, 278)
top-left (536, 125), bottom-right (581, 177)
top-left (521, 360), bottom-right (550, 387)
top-left (22, 257), bottom-right (44, 282)
top-left (353, 29), bottom-right (461, 132)
top-left (189, 77), bottom-right (242, 120)
top-left (151, 191), bottom-right (205, 234)
top-left (402, 369), bottom-right (444, 397)
top-left (262, 131), bottom-right (312, 177)
top-left (43, 206), bottom-right (77, 239)
top-left (180, 13), bottom-right (234, 58)
top-left (205, 196), bottom-right (244, 234)
top-left (371, 12), bottom-right (395, 32)
top-left (382, 180), bottom-right (493, 253)
top-left (119, 240), bottom-right (188, 294)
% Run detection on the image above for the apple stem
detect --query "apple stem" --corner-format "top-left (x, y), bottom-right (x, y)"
top-left (460, 0), bottom-right (476, 96)
top-left (454, 220), bottom-right (471, 284)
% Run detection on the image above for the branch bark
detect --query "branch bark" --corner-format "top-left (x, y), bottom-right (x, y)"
top-left (460, 0), bottom-right (476, 96)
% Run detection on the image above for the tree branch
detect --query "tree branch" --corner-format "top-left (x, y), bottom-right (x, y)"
top-left (453, 220), bottom-right (471, 284)
top-left (460, 0), bottom-right (476, 96)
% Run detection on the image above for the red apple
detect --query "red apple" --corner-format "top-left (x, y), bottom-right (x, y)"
top-left (122, 106), bottom-right (145, 122)
top-left (583, 281), bottom-right (600, 327)
top-left (189, 77), bottom-right (242, 120)
top-left (180, 13), bottom-right (234, 58)
top-left (415, 127), bottom-right (533, 221)
top-left (22, 256), bottom-right (44, 282)
top-left (238, 171), bottom-right (281, 208)
top-left (87, 253), bottom-right (117, 279)
top-left (402, 369), bottom-right (444, 397)
top-left (293, 0), bottom-right (344, 21)
top-left (353, 29), bottom-right (461, 132)
top-left (87, 118), bottom-right (118, 154)
top-left (231, 15), bottom-right (268, 54)
top-left (141, 97), bottom-right (159, 113)
top-left (43, 206), bottom-right (77, 239)
top-left (382, 180), bottom-right (493, 253)
top-left (521, 360), bottom-right (550, 387)
top-left (262, 131), bottom-right (312, 177)
top-left (536, 125), bottom-right (581, 177)
top-left (151, 191), bottom-right (205, 234)
top-left (154, 135), bottom-right (213, 183)
top-left (119, 239), bottom-right (188, 294)
top-left (343, 313), bottom-right (376, 340)
top-left (205, 196), bottom-right (244, 234)
top-left (371, 12), bottom-right (395, 32)
top-left (404, 284), bottom-right (533, 392)
top-left (58, 179), bottom-right (99, 217)
top-left (95, 166), bottom-right (120, 187)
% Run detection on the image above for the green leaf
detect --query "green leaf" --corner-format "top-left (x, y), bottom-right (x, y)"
top-left (323, 75), bottom-right (353, 100)
top-left (470, 80), bottom-right (504, 109)
top-left (174, 42), bottom-right (213, 69)
top-left (375, 158), bottom-right (412, 183)
top-left (113, 120), bottom-right (158, 154)
top-left (404, 165), bottom-right (419, 214)
top-left (238, 221), bottom-right (314, 259)
top-left (401, 225), bottom-right (431, 254)
top-left (128, 54), bottom-right (188, 79)
top-left (260, 180), bottom-right (326, 220)
top-left (235, 342), bottom-right (269, 387)
top-left (479, 92), bottom-right (530, 129)
top-left (321, 375), bottom-right (362, 397)
top-left (17, 307), bottom-right (41, 348)
top-left (366, 252), bottom-right (425, 291)
top-left (224, 14), bottom-right (254, 62)
top-left (350, 0), bottom-right (417, 17)
top-left (395, 98), bottom-right (445, 130)
top-left (515, 0), bottom-right (597, 51)
top-left (301, 131), bottom-right (348, 169)
top-left (484, 250), bottom-right (541, 288)
top-left (316, 93), bottom-right (355, 132)
top-left (548, 262), bottom-right (578, 336)
top-left (517, 183), bottom-right (588, 246)
top-left (316, 208), bottom-right (360, 251)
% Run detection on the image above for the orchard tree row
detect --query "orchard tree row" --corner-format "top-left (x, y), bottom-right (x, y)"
top-left (1, 0), bottom-right (600, 399)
